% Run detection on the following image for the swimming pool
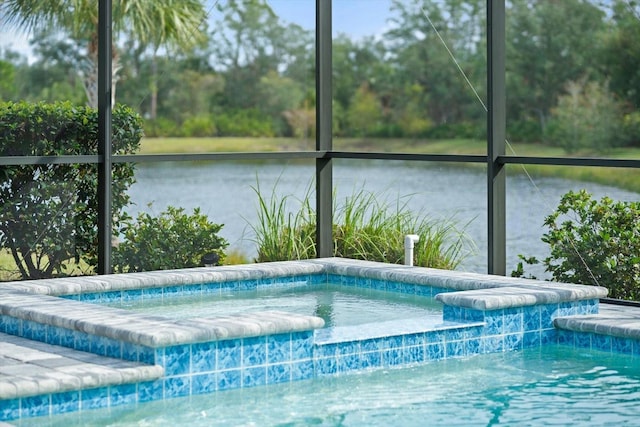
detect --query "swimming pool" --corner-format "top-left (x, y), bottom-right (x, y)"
top-left (19, 345), bottom-right (640, 426)
top-left (0, 258), bottom-right (626, 423)
top-left (101, 283), bottom-right (443, 327)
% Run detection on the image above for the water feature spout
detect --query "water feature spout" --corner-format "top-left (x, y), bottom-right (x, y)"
top-left (404, 234), bottom-right (420, 266)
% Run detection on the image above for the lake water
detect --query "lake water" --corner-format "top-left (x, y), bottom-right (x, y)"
top-left (126, 160), bottom-right (639, 277)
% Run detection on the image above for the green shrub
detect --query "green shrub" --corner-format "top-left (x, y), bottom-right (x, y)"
top-left (113, 206), bottom-right (228, 273)
top-left (512, 190), bottom-right (640, 300)
top-left (250, 182), bottom-right (473, 269)
top-left (144, 117), bottom-right (181, 137)
top-left (181, 115), bottom-right (216, 137)
top-left (0, 101), bottom-right (141, 279)
top-left (216, 109), bottom-right (274, 137)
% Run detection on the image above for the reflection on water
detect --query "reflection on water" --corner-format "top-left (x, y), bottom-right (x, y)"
top-left (127, 160), bottom-right (640, 276)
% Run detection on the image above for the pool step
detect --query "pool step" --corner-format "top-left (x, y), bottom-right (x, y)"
top-left (0, 332), bottom-right (163, 400)
top-left (554, 303), bottom-right (640, 341)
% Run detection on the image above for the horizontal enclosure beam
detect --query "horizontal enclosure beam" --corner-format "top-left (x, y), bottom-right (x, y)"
top-left (3, 153), bottom-right (640, 169)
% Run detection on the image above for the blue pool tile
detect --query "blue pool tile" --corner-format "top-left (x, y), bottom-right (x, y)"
top-left (415, 284), bottom-right (432, 296)
top-left (217, 369), bottom-right (242, 390)
top-left (192, 372), bottom-right (217, 395)
top-left (592, 334), bottom-right (612, 352)
top-left (406, 345), bottom-right (425, 364)
top-left (46, 325), bottom-right (62, 346)
top-left (369, 279), bottom-right (387, 291)
top-left (556, 330), bottom-right (574, 347)
top-left (585, 299), bottom-right (599, 314)
top-left (540, 329), bottom-right (557, 346)
top-left (74, 331), bottom-right (91, 353)
top-left (138, 380), bottom-right (163, 403)
top-left (612, 337), bottom-right (633, 355)
top-left (238, 279), bottom-right (258, 291)
top-left (574, 332), bottom-right (592, 349)
top-left (336, 341), bottom-right (359, 356)
top-left (243, 336), bottom-right (267, 367)
top-left (482, 336), bottom-right (503, 354)
top-left (445, 328), bottom-right (464, 342)
top-left (139, 347), bottom-right (156, 365)
top-left (202, 282), bottom-right (221, 294)
top-left (268, 334), bottom-right (291, 364)
top-left (426, 343), bottom-right (445, 361)
top-left (183, 284), bottom-right (202, 295)
top-left (484, 311), bottom-right (504, 336)
top-left (0, 398), bottom-right (20, 422)
top-left (315, 357), bottom-right (338, 376)
top-left (443, 306), bottom-right (463, 322)
top-left (425, 330), bottom-right (444, 344)
top-left (540, 304), bottom-right (559, 329)
top-left (464, 308), bottom-right (485, 322)
top-left (80, 387), bottom-right (110, 410)
top-left (503, 333), bottom-right (523, 351)
top-left (91, 335), bottom-right (118, 358)
top-left (315, 343), bottom-right (338, 359)
top-left (464, 326), bottom-right (483, 339)
top-left (142, 287), bottom-right (163, 299)
top-left (338, 353), bottom-right (364, 372)
top-left (243, 366), bottom-right (267, 387)
top-left (503, 308), bottom-right (523, 334)
top-left (382, 336), bottom-right (403, 350)
top-left (122, 289), bottom-right (142, 302)
top-left (382, 347), bottom-right (404, 367)
top-left (361, 338), bottom-right (384, 353)
top-left (163, 285), bottom-right (184, 298)
top-left (164, 376), bottom-right (191, 398)
top-left (559, 301), bottom-right (577, 317)
top-left (51, 392), bottom-right (80, 416)
top-left (162, 344), bottom-right (191, 375)
top-left (59, 328), bottom-right (75, 349)
top-left (218, 340), bottom-right (242, 370)
top-left (465, 338), bottom-right (482, 355)
top-left (446, 340), bottom-right (465, 358)
top-left (110, 384), bottom-right (137, 407)
top-left (3, 316), bottom-right (20, 336)
top-left (22, 320), bottom-right (47, 343)
top-left (291, 360), bottom-right (314, 381)
top-left (20, 394), bottom-right (50, 419)
top-left (404, 333), bottom-right (425, 347)
top-left (267, 363), bottom-right (291, 384)
top-left (523, 306), bottom-right (541, 331)
top-left (192, 341), bottom-right (217, 372)
top-left (360, 350), bottom-right (382, 369)
top-left (523, 331), bottom-right (541, 348)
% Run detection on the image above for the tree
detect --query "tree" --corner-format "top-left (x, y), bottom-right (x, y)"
top-left (507, 0), bottom-right (605, 137)
top-left (0, 0), bottom-right (207, 107)
top-left (547, 78), bottom-right (622, 153)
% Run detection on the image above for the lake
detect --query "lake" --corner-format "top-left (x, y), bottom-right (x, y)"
top-left (126, 159), bottom-right (640, 277)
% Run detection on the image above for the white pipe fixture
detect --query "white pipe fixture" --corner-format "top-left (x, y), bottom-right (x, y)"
top-left (404, 234), bottom-right (420, 266)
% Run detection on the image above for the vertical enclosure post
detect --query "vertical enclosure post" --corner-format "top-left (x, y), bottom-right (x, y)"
top-left (487, 0), bottom-right (506, 275)
top-left (97, 0), bottom-right (113, 274)
top-left (316, 0), bottom-right (333, 258)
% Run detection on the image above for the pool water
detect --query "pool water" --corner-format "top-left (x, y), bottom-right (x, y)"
top-left (22, 345), bottom-right (640, 426)
top-left (104, 284), bottom-right (443, 327)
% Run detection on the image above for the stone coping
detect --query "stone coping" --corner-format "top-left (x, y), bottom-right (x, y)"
top-left (554, 304), bottom-right (640, 340)
top-left (0, 258), bottom-right (607, 348)
top-left (436, 284), bottom-right (608, 311)
top-left (0, 333), bottom-right (163, 400)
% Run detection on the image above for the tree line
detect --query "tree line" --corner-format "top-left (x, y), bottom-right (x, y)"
top-left (0, 0), bottom-right (638, 153)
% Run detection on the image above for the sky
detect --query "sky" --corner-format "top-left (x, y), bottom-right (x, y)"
top-left (0, 0), bottom-right (395, 62)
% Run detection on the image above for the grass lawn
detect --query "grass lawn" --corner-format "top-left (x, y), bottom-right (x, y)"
top-left (139, 137), bottom-right (640, 193)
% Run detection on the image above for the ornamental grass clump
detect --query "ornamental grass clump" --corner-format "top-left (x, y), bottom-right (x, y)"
top-left (250, 182), bottom-right (473, 269)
